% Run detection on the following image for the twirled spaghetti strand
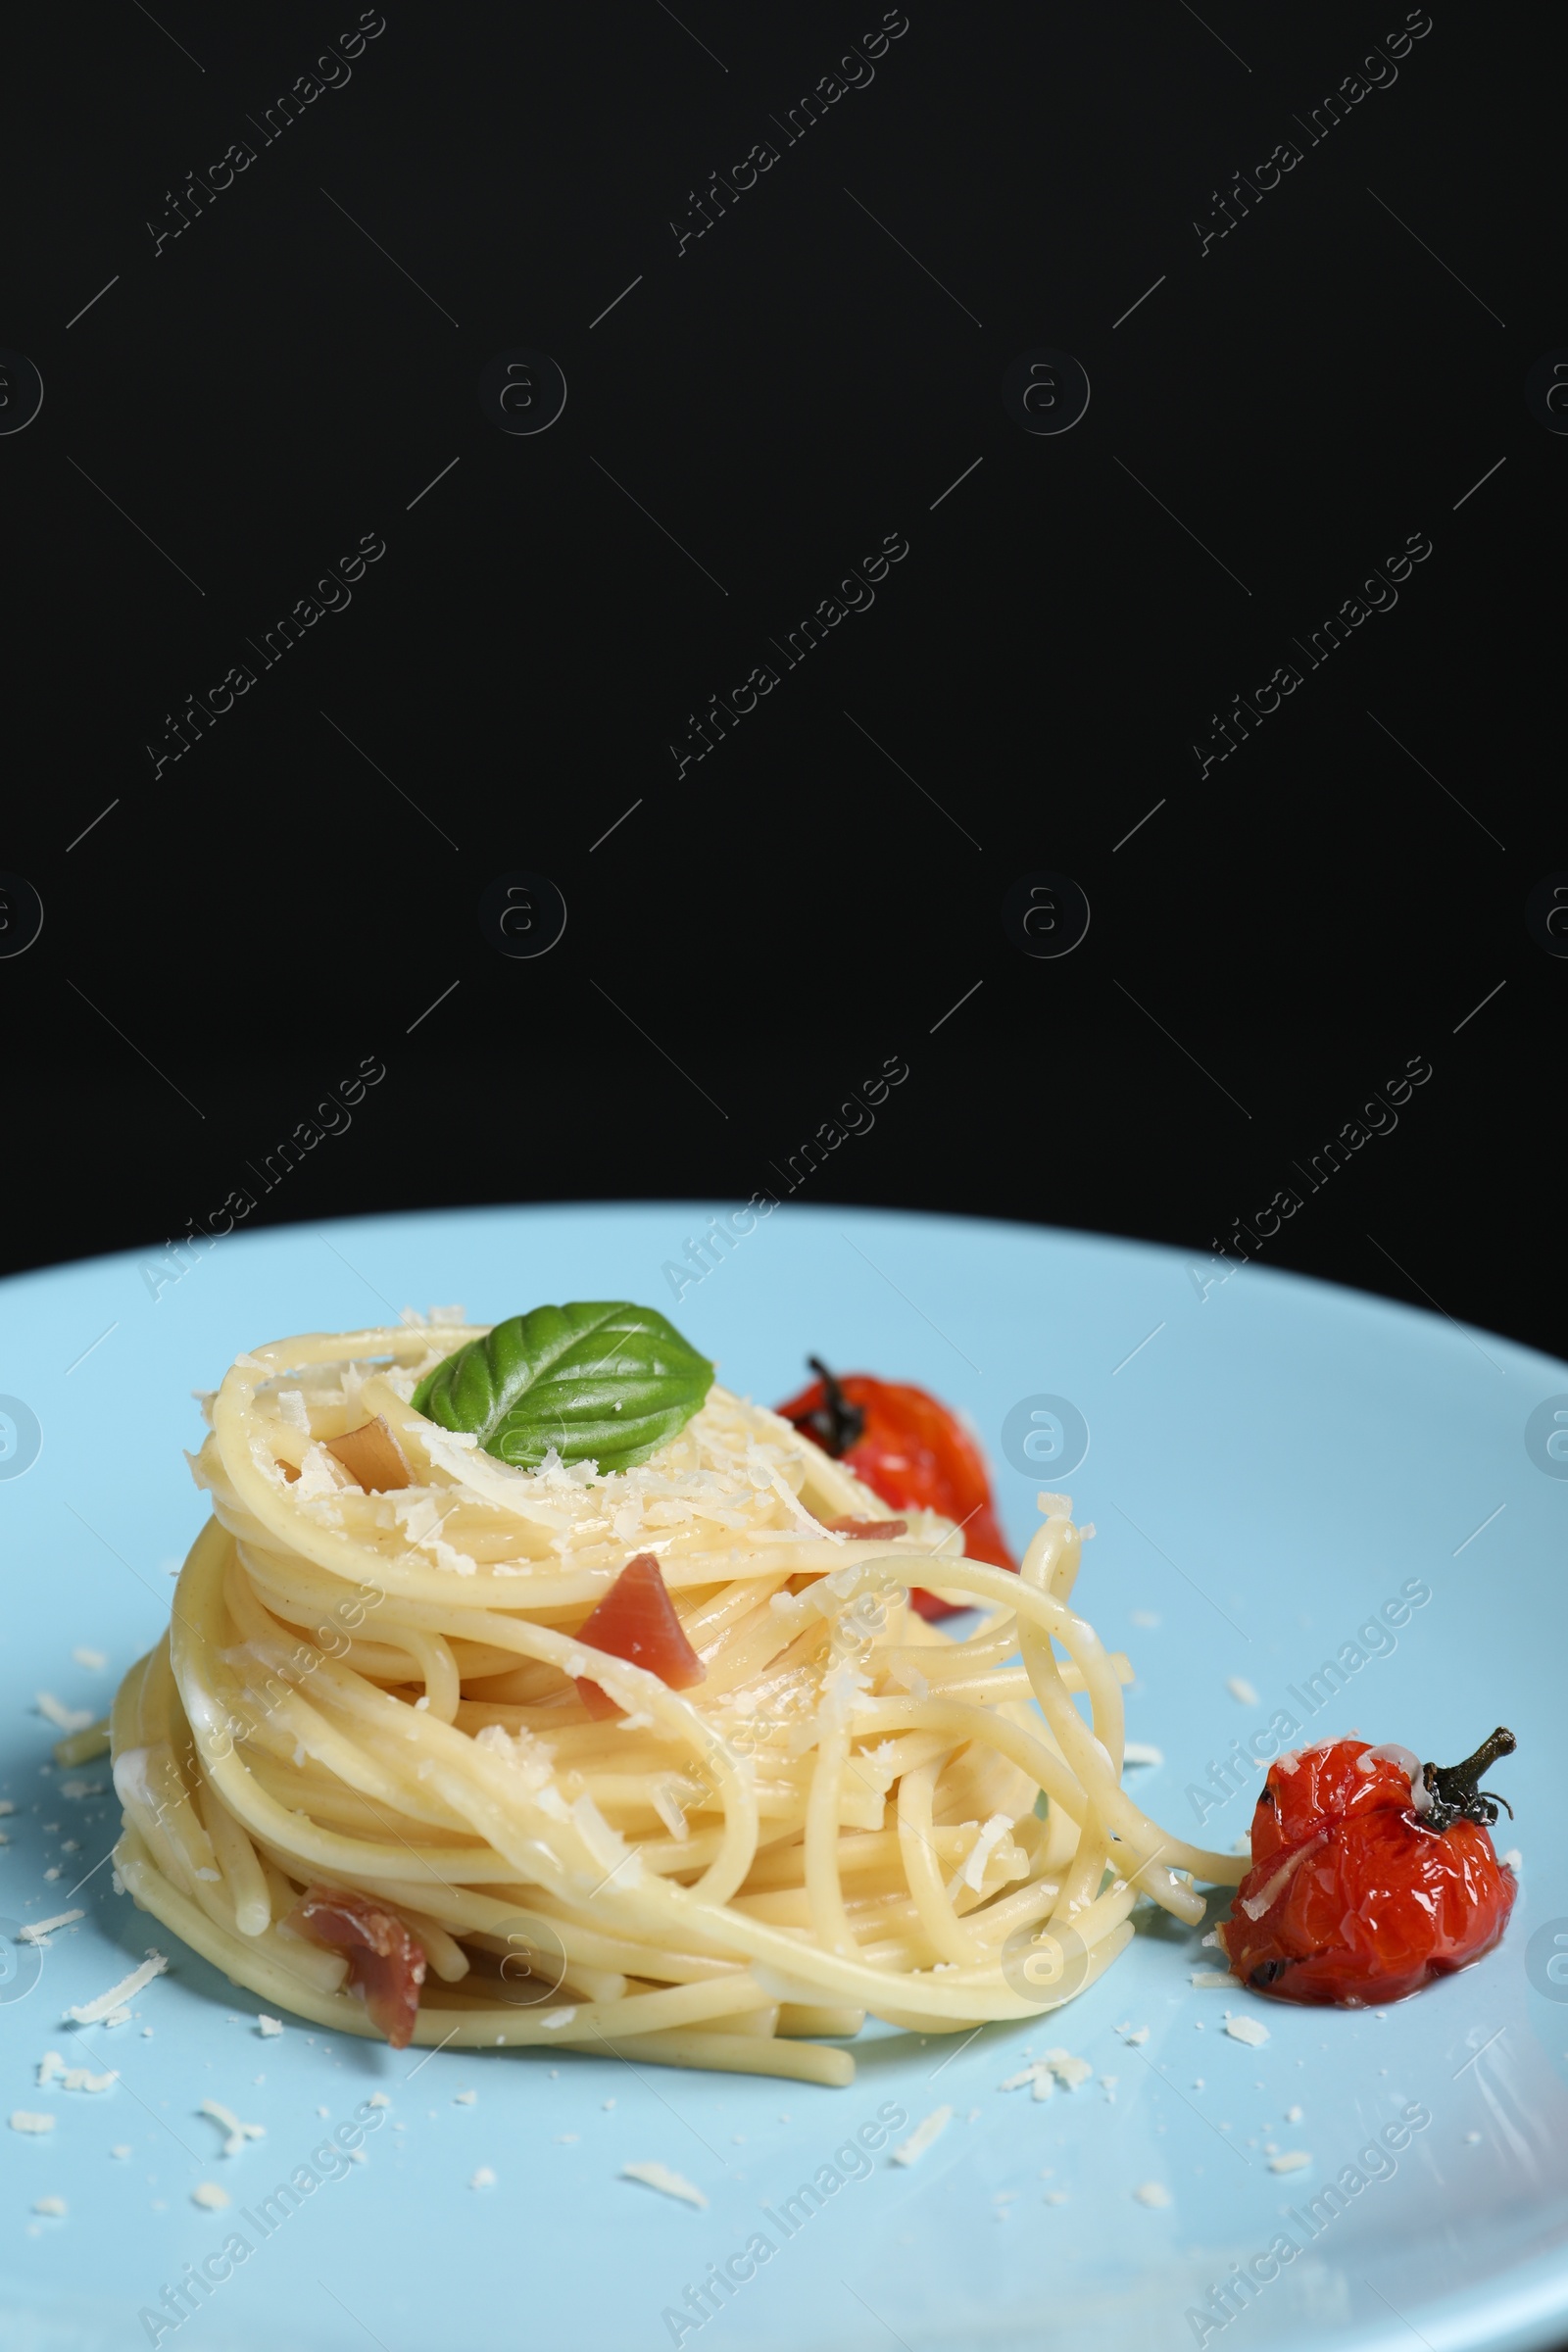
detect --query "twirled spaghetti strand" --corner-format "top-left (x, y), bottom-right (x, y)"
top-left (110, 1326), bottom-right (1244, 2079)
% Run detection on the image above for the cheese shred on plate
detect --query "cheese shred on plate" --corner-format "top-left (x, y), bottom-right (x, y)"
top-left (620, 2162), bottom-right (708, 2209)
top-left (892, 2105), bottom-right (953, 2165)
top-left (19, 1911), bottom-right (85, 1946)
top-left (64, 1952), bottom-right (168, 2025)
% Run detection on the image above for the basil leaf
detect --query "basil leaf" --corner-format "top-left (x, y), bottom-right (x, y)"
top-left (410, 1301), bottom-right (714, 1473)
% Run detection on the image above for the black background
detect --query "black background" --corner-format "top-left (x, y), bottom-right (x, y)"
top-left (3, 0), bottom-right (1559, 1376)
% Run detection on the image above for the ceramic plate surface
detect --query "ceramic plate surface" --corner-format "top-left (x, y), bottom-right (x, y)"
top-left (1, 1203), bottom-right (1565, 2352)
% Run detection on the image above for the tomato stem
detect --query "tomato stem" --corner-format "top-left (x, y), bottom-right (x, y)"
top-left (1422, 1726), bottom-right (1516, 1832)
top-left (788, 1356), bottom-right (865, 1458)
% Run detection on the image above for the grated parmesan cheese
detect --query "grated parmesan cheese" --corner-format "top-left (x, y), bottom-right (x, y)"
top-left (191, 2182), bottom-right (230, 2211)
top-left (36, 2052), bottom-right (116, 2093)
top-left (892, 2105), bottom-right (953, 2164)
top-left (649, 1782), bottom-right (690, 1842)
top-left (32, 2196), bottom-right (67, 2217)
top-left (64, 1951), bottom-right (168, 2025)
top-left (19, 1911), bottom-right (85, 1946)
top-left (199, 2099), bottom-right (265, 2156)
top-left (71, 1649), bottom-right (108, 1672)
top-left (1223, 2015), bottom-right (1270, 2047)
top-left (10, 2113), bottom-right (56, 2133)
top-left (1269, 2151), bottom-right (1312, 2173)
top-left (1191, 1970), bottom-right (1241, 1989)
top-left (35, 1694), bottom-right (94, 1736)
top-left (1241, 1831), bottom-right (1326, 1921)
top-left (275, 1390), bottom-right (311, 1433)
top-left (468, 2166), bottom-right (496, 2189)
top-left (257, 2016), bottom-right (283, 2037)
top-left (956, 1813), bottom-right (1013, 1895)
top-left (998, 2048), bottom-right (1093, 2099)
top-left (291, 1443), bottom-right (344, 1503)
top-left (621, 2161), bottom-right (708, 2208)
top-left (1133, 2181), bottom-right (1171, 2207)
top-left (1226, 1677), bottom-right (1259, 1707)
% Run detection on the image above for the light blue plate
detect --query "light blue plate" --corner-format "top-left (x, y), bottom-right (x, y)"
top-left (2, 1205), bottom-right (1566, 2352)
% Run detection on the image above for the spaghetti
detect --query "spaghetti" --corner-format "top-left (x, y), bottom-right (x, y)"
top-left (111, 1318), bottom-right (1246, 2082)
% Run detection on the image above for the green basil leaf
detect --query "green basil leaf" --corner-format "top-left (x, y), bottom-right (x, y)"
top-left (410, 1301), bottom-right (714, 1473)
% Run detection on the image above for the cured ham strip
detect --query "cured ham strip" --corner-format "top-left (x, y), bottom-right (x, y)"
top-left (573, 1553), bottom-right (706, 1721)
top-left (325, 1415), bottom-right (413, 1493)
top-left (287, 1886), bottom-right (426, 2047)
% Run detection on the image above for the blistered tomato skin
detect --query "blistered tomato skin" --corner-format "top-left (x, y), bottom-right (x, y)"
top-left (777, 1360), bottom-right (1016, 1619)
top-left (1219, 1735), bottom-right (1517, 2006)
top-left (1245, 1742), bottom-right (1415, 1868)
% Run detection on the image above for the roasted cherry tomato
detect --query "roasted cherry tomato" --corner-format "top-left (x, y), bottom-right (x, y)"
top-left (1218, 1729), bottom-right (1517, 2006)
top-left (776, 1357), bottom-right (1016, 1620)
